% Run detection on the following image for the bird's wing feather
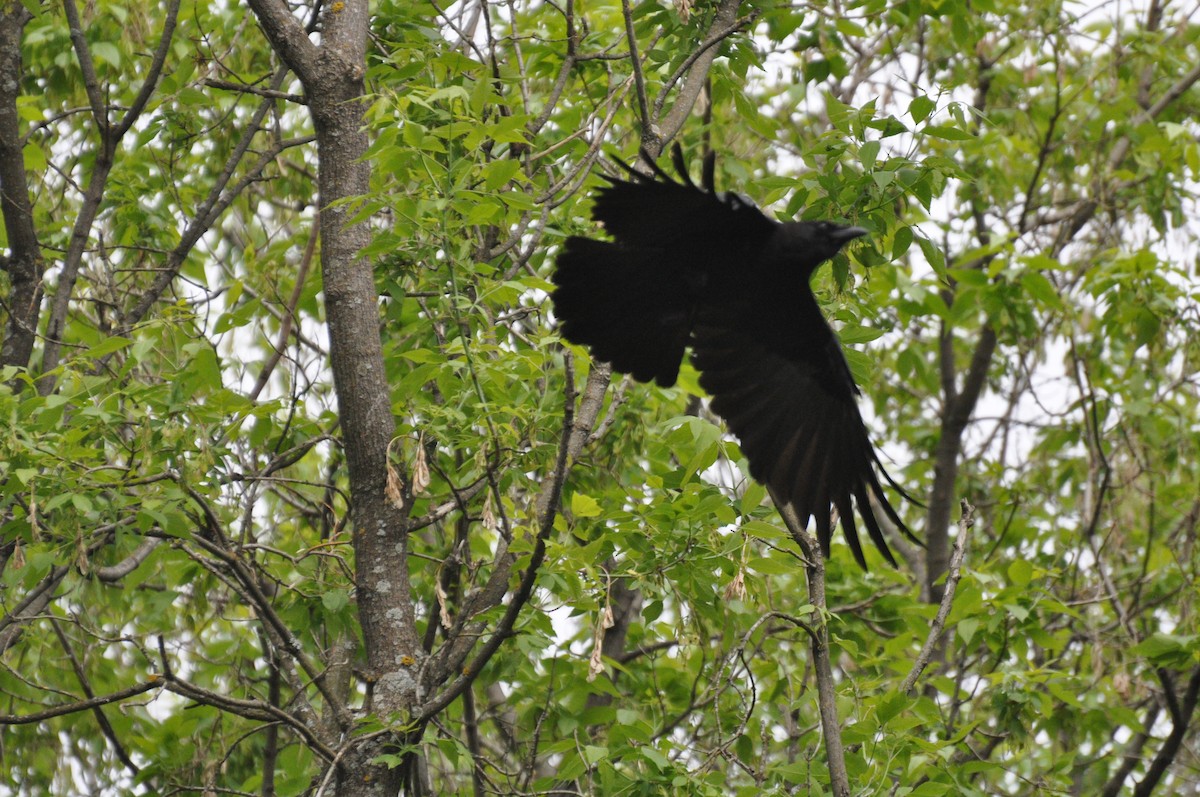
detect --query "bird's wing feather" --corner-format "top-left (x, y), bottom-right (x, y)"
top-left (552, 146), bottom-right (776, 387)
top-left (592, 152), bottom-right (777, 253)
top-left (552, 237), bottom-right (691, 386)
top-left (690, 314), bottom-right (910, 568)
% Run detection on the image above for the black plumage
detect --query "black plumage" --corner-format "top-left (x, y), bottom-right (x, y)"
top-left (551, 144), bottom-right (919, 568)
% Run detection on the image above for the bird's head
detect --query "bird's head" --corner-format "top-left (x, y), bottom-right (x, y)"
top-left (775, 221), bottom-right (868, 276)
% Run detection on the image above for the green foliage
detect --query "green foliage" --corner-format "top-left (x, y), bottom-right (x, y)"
top-left (5, 0), bottom-right (1200, 794)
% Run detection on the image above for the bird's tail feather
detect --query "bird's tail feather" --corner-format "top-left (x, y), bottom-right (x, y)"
top-left (865, 464), bottom-right (923, 547)
top-left (551, 237), bottom-right (690, 387)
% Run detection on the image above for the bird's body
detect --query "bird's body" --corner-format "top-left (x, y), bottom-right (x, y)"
top-left (551, 145), bottom-right (918, 567)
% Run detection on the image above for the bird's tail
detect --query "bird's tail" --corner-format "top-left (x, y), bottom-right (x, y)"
top-left (551, 237), bottom-right (690, 387)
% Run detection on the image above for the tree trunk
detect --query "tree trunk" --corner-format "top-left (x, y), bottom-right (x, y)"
top-left (0, 5), bottom-right (43, 371)
top-left (246, 1), bottom-right (422, 793)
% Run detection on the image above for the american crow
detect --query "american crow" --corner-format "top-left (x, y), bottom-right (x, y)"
top-left (551, 144), bottom-right (919, 568)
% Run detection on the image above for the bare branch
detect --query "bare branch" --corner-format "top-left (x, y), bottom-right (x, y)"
top-left (902, 501), bottom-right (972, 694)
top-left (249, 217), bottom-right (319, 402)
top-left (205, 78), bottom-right (306, 104)
top-left (619, 0), bottom-right (652, 134)
top-left (0, 566), bottom-right (69, 655)
top-left (1100, 703), bottom-right (1162, 797)
top-left (62, 0), bottom-right (108, 129)
top-left (182, 485), bottom-right (350, 730)
top-left (0, 5), bottom-right (44, 370)
top-left (652, 11), bottom-right (759, 121)
top-left (772, 490), bottom-right (850, 797)
top-left (94, 537), bottom-right (160, 582)
top-left (1132, 667), bottom-right (1200, 797)
top-left (117, 102), bottom-right (309, 335)
top-left (0, 677), bottom-right (161, 725)
top-left (657, 0), bottom-right (744, 142)
top-left (112, 0), bottom-right (180, 140)
top-left (50, 618), bottom-right (140, 773)
top-left (243, 0), bottom-right (320, 76)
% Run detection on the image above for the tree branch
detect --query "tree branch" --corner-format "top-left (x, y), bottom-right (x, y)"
top-left (94, 537), bottom-right (160, 582)
top-left (1099, 703), bottom-right (1162, 797)
top-left (416, 360), bottom-right (577, 722)
top-left (0, 677), bottom-right (161, 725)
top-left (772, 490), bottom-right (850, 797)
top-left (243, 0), bottom-right (320, 76)
top-left (40, 0), bottom-right (181, 385)
top-left (652, 10), bottom-right (759, 121)
top-left (1132, 666), bottom-right (1200, 797)
top-left (0, 565), bottom-right (69, 655)
top-left (50, 617), bottom-right (140, 773)
top-left (116, 89), bottom-right (306, 336)
top-left (656, 0), bottom-right (744, 143)
top-left (902, 501), bottom-right (972, 694)
top-left (619, 0), bottom-right (652, 134)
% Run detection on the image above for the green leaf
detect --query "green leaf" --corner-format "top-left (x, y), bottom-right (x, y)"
top-left (835, 17), bottom-right (867, 37)
top-left (876, 691), bottom-right (909, 724)
top-left (892, 225), bottom-right (914, 259)
top-left (429, 85), bottom-right (470, 104)
top-left (570, 493), bottom-right (602, 518)
top-left (91, 42), bottom-right (121, 67)
top-left (1007, 559), bottom-right (1032, 588)
top-left (838, 325), bottom-right (884, 344)
top-left (909, 95), bottom-right (936, 124)
top-left (640, 746), bottom-right (670, 770)
top-left (23, 142), bottom-right (46, 172)
top-left (957, 617), bottom-right (980, 647)
top-left (1133, 307), bottom-right (1160, 347)
top-left (923, 124), bottom-right (973, 141)
top-left (742, 520), bottom-right (785, 540)
top-left (1132, 633), bottom-right (1199, 667)
top-left (82, 336), bottom-right (133, 359)
top-left (843, 347), bottom-right (871, 384)
top-left (177, 86), bottom-right (208, 105)
top-left (322, 589), bottom-right (350, 613)
top-left (1020, 271), bottom-right (1063, 309)
top-left (482, 158), bottom-right (522, 191)
top-left (859, 139), bottom-right (880, 167)
top-left (747, 556), bottom-right (794, 576)
top-left (916, 235), bottom-right (947, 274)
top-left (581, 745), bottom-right (608, 765)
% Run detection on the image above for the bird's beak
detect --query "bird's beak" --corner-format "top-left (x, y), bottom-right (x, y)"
top-left (831, 226), bottom-right (869, 243)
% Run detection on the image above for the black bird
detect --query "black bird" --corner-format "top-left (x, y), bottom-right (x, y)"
top-left (551, 144), bottom-right (919, 568)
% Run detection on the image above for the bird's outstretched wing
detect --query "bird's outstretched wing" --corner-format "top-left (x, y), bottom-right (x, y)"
top-left (691, 308), bottom-right (920, 569)
top-left (552, 146), bottom-right (776, 386)
top-left (551, 237), bottom-right (693, 385)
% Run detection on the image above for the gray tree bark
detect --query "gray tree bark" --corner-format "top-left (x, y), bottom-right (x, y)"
top-left (0, 5), bottom-right (42, 371)
top-left (245, 2), bottom-right (420, 793)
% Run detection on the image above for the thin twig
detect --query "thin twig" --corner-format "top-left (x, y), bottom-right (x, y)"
top-left (205, 78), bottom-right (306, 104)
top-left (620, 0), bottom-right (651, 132)
top-left (902, 500), bottom-right (972, 694)
top-left (50, 618), bottom-right (140, 773)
